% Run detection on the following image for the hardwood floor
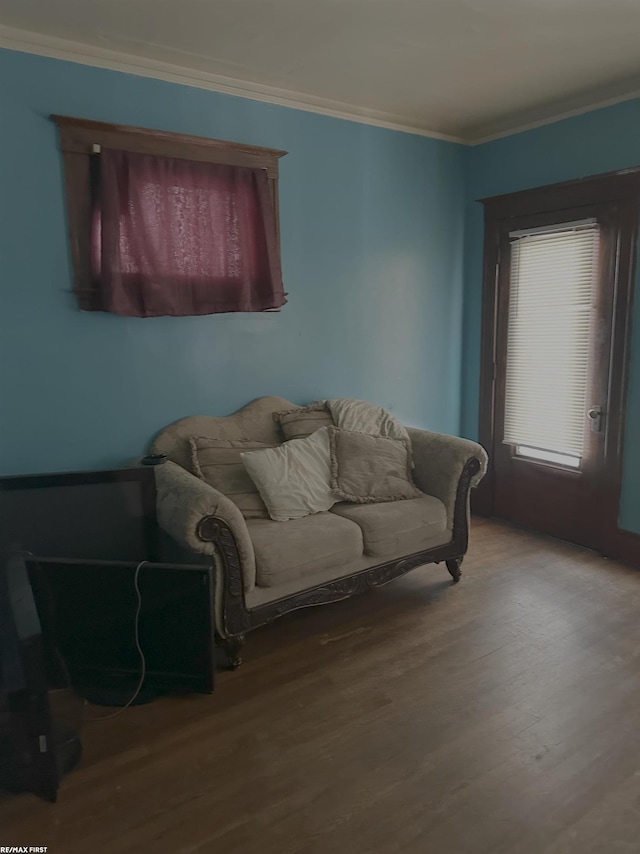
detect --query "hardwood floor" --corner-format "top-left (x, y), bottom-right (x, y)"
top-left (3, 518), bottom-right (640, 853)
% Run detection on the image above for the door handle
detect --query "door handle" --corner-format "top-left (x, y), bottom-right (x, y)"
top-left (587, 405), bottom-right (604, 433)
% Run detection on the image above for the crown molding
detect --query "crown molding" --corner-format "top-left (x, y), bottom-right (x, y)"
top-left (0, 24), bottom-right (465, 144)
top-left (4, 23), bottom-right (640, 147)
top-left (468, 88), bottom-right (640, 145)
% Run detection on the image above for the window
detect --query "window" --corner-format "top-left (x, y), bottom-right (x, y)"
top-left (53, 116), bottom-right (287, 317)
top-left (503, 221), bottom-right (600, 467)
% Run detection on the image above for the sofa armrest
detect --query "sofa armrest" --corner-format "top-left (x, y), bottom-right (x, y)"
top-left (407, 428), bottom-right (488, 530)
top-left (154, 461), bottom-right (256, 592)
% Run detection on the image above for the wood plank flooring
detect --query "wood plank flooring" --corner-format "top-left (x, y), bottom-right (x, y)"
top-left (2, 518), bottom-right (640, 853)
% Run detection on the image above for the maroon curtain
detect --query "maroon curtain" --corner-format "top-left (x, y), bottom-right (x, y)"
top-left (92, 148), bottom-right (286, 317)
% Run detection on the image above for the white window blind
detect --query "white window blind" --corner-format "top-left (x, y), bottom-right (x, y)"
top-left (503, 221), bottom-right (600, 461)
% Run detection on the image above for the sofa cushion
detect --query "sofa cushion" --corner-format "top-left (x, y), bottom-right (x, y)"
top-left (241, 428), bottom-right (336, 522)
top-left (325, 398), bottom-right (411, 445)
top-left (328, 427), bottom-right (422, 504)
top-left (190, 436), bottom-right (275, 519)
top-left (274, 402), bottom-right (335, 441)
top-left (330, 495), bottom-right (448, 558)
top-left (152, 396), bottom-right (296, 473)
top-left (247, 512), bottom-right (364, 587)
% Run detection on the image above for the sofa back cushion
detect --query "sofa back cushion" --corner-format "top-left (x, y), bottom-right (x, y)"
top-left (328, 427), bottom-right (422, 504)
top-left (151, 396), bottom-right (298, 473)
top-left (190, 437), bottom-right (276, 519)
top-left (274, 402), bottom-right (335, 441)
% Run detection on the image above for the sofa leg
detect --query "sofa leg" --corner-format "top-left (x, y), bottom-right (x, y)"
top-left (222, 635), bottom-right (245, 670)
top-left (446, 558), bottom-right (463, 583)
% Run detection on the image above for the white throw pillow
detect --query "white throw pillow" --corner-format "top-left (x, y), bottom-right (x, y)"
top-left (241, 427), bottom-right (335, 522)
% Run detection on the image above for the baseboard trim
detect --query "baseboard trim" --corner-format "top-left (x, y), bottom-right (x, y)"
top-left (605, 528), bottom-right (640, 568)
top-left (470, 481), bottom-right (493, 517)
top-left (471, 505), bottom-right (640, 570)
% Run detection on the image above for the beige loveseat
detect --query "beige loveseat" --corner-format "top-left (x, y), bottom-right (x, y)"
top-left (152, 396), bottom-right (488, 667)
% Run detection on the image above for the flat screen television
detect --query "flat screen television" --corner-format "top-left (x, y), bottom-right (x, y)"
top-left (25, 557), bottom-right (216, 706)
top-left (1, 467), bottom-right (215, 708)
top-left (0, 468), bottom-right (158, 561)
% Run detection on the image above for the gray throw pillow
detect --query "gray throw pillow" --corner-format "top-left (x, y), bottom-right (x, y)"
top-left (328, 427), bottom-right (423, 504)
top-left (190, 436), bottom-right (276, 518)
top-left (273, 402), bottom-right (335, 441)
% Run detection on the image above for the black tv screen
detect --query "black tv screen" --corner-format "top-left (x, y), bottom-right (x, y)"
top-left (0, 468), bottom-right (158, 561)
top-left (26, 558), bottom-right (216, 705)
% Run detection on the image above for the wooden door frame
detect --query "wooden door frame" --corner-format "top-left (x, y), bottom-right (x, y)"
top-left (475, 168), bottom-right (640, 563)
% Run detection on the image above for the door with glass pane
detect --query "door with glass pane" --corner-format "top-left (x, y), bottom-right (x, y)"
top-left (491, 204), bottom-right (617, 549)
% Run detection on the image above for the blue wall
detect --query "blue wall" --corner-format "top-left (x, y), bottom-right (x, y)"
top-left (462, 100), bottom-right (640, 533)
top-left (0, 49), bottom-right (465, 475)
top-left (3, 47), bottom-right (638, 532)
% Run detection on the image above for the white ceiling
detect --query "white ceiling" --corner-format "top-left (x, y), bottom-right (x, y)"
top-left (2, 0), bottom-right (640, 143)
